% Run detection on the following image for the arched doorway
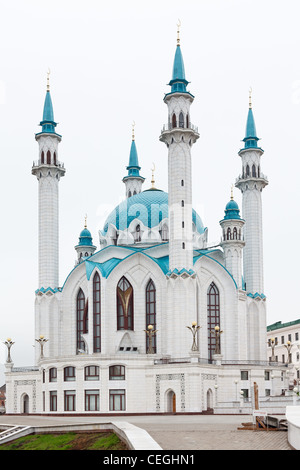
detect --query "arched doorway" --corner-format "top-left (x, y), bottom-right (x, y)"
top-left (23, 394), bottom-right (29, 414)
top-left (166, 390), bottom-right (176, 413)
top-left (206, 389), bottom-right (213, 412)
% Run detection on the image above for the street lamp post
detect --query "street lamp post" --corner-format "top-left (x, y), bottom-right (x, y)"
top-left (211, 325), bottom-right (223, 355)
top-left (35, 335), bottom-right (48, 359)
top-left (284, 341), bottom-right (293, 364)
top-left (3, 338), bottom-right (14, 363)
top-left (186, 321), bottom-right (201, 352)
top-left (270, 337), bottom-right (276, 362)
top-left (144, 325), bottom-right (157, 354)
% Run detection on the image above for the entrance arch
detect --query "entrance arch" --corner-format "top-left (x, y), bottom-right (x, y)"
top-left (206, 389), bottom-right (213, 411)
top-left (22, 394), bottom-right (29, 413)
top-left (165, 390), bottom-right (176, 413)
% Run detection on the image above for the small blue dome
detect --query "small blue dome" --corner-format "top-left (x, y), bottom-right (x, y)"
top-left (102, 189), bottom-right (205, 234)
top-left (223, 199), bottom-right (241, 220)
top-left (77, 227), bottom-right (94, 246)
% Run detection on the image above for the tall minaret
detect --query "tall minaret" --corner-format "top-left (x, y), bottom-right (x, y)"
top-left (122, 123), bottom-right (145, 198)
top-left (235, 89), bottom-right (268, 294)
top-left (160, 23), bottom-right (199, 272)
top-left (32, 71), bottom-right (65, 289)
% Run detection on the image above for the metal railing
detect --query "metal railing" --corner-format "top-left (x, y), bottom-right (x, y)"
top-left (161, 122), bottom-right (199, 133)
top-left (32, 160), bottom-right (65, 169)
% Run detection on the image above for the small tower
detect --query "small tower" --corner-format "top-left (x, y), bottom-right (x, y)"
top-left (159, 23), bottom-right (199, 272)
top-left (75, 217), bottom-right (97, 264)
top-left (122, 123), bottom-right (145, 198)
top-left (219, 188), bottom-right (245, 289)
top-left (32, 71), bottom-right (66, 289)
top-left (235, 89), bottom-right (268, 294)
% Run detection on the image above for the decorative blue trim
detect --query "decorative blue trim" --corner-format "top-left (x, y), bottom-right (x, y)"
top-left (247, 292), bottom-right (266, 300)
top-left (35, 286), bottom-right (61, 294)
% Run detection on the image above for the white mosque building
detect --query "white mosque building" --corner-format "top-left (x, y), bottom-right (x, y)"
top-left (4, 30), bottom-right (290, 415)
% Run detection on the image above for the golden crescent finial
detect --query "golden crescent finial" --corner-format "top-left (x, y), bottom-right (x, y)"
top-left (177, 19), bottom-right (181, 45)
top-left (132, 121), bottom-right (135, 141)
top-left (84, 214), bottom-right (87, 229)
top-left (47, 68), bottom-right (51, 91)
top-left (231, 184), bottom-right (234, 200)
top-left (249, 86), bottom-right (252, 109)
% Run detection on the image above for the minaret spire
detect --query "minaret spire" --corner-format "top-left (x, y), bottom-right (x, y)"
top-left (236, 92), bottom-right (268, 294)
top-left (122, 123), bottom-right (145, 198)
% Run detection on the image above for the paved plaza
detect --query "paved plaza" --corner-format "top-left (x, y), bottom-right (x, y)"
top-left (0, 414), bottom-right (293, 450)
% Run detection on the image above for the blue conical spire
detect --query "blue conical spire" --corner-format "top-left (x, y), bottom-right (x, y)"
top-left (242, 89), bottom-right (260, 149)
top-left (125, 124), bottom-right (144, 179)
top-left (38, 71), bottom-right (59, 134)
top-left (167, 24), bottom-right (190, 94)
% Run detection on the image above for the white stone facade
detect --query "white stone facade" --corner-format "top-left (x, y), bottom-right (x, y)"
top-left (5, 37), bottom-right (291, 416)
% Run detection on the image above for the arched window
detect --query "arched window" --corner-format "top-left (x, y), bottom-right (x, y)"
top-left (179, 112), bottom-right (184, 128)
top-left (252, 164), bottom-right (256, 177)
top-left (246, 164), bottom-right (250, 177)
top-left (146, 280), bottom-right (156, 353)
top-left (41, 151), bottom-right (44, 164)
top-left (181, 200), bottom-right (184, 207)
top-left (117, 277), bottom-right (134, 330)
top-left (227, 227), bottom-right (231, 240)
top-left (233, 227), bottom-right (237, 240)
top-left (128, 190), bottom-right (132, 198)
top-left (186, 114), bottom-right (189, 128)
top-left (93, 272), bottom-right (101, 353)
top-left (133, 190), bottom-right (137, 196)
top-left (172, 113), bottom-right (177, 128)
top-left (53, 152), bottom-right (57, 165)
top-left (47, 150), bottom-right (51, 165)
top-left (77, 288), bottom-right (86, 352)
top-left (258, 165), bottom-right (260, 178)
top-left (207, 282), bottom-right (220, 361)
top-left (182, 242), bottom-right (185, 249)
top-left (161, 223), bottom-right (168, 241)
top-left (134, 224), bottom-right (141, 242)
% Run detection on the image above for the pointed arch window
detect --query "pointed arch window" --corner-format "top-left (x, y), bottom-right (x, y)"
top-left (233, 227), bottom-right (237, 240)
top-left (161, 223), bottom-right (168, 241)
top-left (227, 227), bottom-right (231, 240)
top-left (186, 114), bottom-right (189, 128)
top-left (252, 164), bottom-right (256, 177)
top-left (47, 150), bottom-right (51, 165)
top-left (207, 282), bottom-right (220, 361)
top-left (53, 151), bottom-right (57, 165)
top-left (134, 224), bottom-right (141, 242)
top-left (246, 164), bottom-right (250, 177)
top-left (41, 151), bottom-right (44, 164)
top-left (179, 112), bottom-right (184, 128)
top-left (172, 113), bottom-right (177, 128)
top-left (76, 288), bottom-right (86, 352)
top-left (93, 272), bottom-right (101, 353)
top-left (117, 277), bottom-right (134, 330)
top-left (146, 280), bottom-right (156, 353)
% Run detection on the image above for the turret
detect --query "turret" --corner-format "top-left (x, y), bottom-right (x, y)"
top-left (122, 123), bottom-right (145, 198)
top-left (235, 89), bottom-right (268, 294)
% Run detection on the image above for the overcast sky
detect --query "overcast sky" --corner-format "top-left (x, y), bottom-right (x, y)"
top-left (1, 0), bottom-right (300, 382)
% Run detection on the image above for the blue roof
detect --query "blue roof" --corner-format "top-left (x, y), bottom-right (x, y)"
top-left (123, 140), bottom-right (144, 180)
top-left (242, 107), bottom-right (260, 150)
top-left (102, 189), bottom-right (205, 234)
top-left (76, 227), bottom-right (95, 247)
top-left (38, 90), bottom-right (59, 135)
top-left (168, 45), bottom-right (189, 94)
top-left (222, 199), bottom-right (241, 220)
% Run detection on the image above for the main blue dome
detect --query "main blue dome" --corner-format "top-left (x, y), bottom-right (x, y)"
top-left (102, 189), bottom-right (205, 234)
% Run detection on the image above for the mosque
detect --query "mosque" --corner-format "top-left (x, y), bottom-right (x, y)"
top-left (4, 29), bottom-right (289, 415)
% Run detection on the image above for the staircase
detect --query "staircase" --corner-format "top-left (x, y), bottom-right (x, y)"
top-left (0, 425), bottom-right (32, 445)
